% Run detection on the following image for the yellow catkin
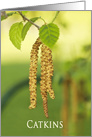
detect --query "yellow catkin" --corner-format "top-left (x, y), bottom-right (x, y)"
top-left (40, 45), bottom-right (49, 118)
top-left (45, 46), bottom-right (55, 99)
top-left (29, 37), bottom-right (42, 109)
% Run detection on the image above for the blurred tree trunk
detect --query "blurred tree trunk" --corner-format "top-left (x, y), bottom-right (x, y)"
top-left (71, 80), bottom-right (78, 123)
top-left (76, 80), bottom-right (86, 135)
top-left (62, 73), bottom-right (71, 136)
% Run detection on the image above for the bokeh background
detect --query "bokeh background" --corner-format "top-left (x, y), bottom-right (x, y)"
top-left (1, 11), bottom-right (91, 136)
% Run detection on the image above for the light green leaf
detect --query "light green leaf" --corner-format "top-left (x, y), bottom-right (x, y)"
top-left (39, 23), bottom-right (59, 48)
top-left (21, 11), bottom-right (28, 15)
top-left (21, 17), bottom-right (39, 40)
top-left (9, 22), bottom-right (23, 50)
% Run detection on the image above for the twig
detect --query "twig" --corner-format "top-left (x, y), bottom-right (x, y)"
top-left (51, 11), bottom-right (60, 23)
top-left (18, 11), bottom-right (40, 30)
top-left (1, 11), bottom-right (7, 18)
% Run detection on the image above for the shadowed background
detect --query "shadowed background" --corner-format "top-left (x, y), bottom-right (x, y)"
top-left (1, 11), bottom-right (91, 136)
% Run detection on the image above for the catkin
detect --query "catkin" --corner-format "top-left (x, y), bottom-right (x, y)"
top-left (29, 37), bottom-right (42, 109)
top-left (29, 37), bottom-right (55, 118)
top-left (40, 45), bottom-right (49, 118)
top-left (45, 46), bottom-right (55, 99)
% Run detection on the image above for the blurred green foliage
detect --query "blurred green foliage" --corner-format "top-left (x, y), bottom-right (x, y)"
top-left (1, 60), bottom-right (91, 136)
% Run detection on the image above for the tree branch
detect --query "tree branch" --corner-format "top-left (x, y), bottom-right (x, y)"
top-left (1, 11), bottom-right (7, 18)
top-left (18, 11), bottom-right (40, 30)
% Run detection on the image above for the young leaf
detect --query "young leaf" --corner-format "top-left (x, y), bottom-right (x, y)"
top-left (9, 22), bottom-right (23, 50)
top-left (21, 11), bottom-right (28, 15)
top-left (21, 17), bottom-right (39, 40)
top-left (39, 23), bottom-right (59, 48)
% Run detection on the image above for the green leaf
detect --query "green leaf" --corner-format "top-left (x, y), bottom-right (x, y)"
top-left (1, 16), bottom-right (6, 21)
top-left (39, 23), bottom-right (59, 48)
top-left (9, 22), bottom-right (23, 50)
top-left (21, 11), bottom-right (28, 15)
top-left (21, 17), bottom-right (39, 40)
top-left (7, 12), bottom-right (16, 16)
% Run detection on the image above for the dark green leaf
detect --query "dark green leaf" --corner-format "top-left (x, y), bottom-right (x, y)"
top-left (39, 23), bottom-right (59, 48)
top-left (1, 16), bottom-right (6, 21)
top-left (21, 17), bottom-right (39, 40)
top-left (9, 22), bottom-right (23, 50)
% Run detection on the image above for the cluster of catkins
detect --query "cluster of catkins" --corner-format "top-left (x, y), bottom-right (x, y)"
top-left (29, 37), bottom-right (55, 118)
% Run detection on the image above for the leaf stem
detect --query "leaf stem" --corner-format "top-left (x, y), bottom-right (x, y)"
top-left (18, 11), bottom-right (40, 30)
top-left (39, 16), bottom-right (46, 24)
top-left (51, 11), bottom-right (60, 23)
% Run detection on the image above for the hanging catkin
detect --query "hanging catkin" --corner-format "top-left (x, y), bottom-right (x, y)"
top-left (40, 44), bottom-right (49, 118)
top-left (45, 46), bottom-right (55, 99)
top-left (29, 37), bottom-right (55, 118)
top-left (29, 37), bottom-right (42, 109)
